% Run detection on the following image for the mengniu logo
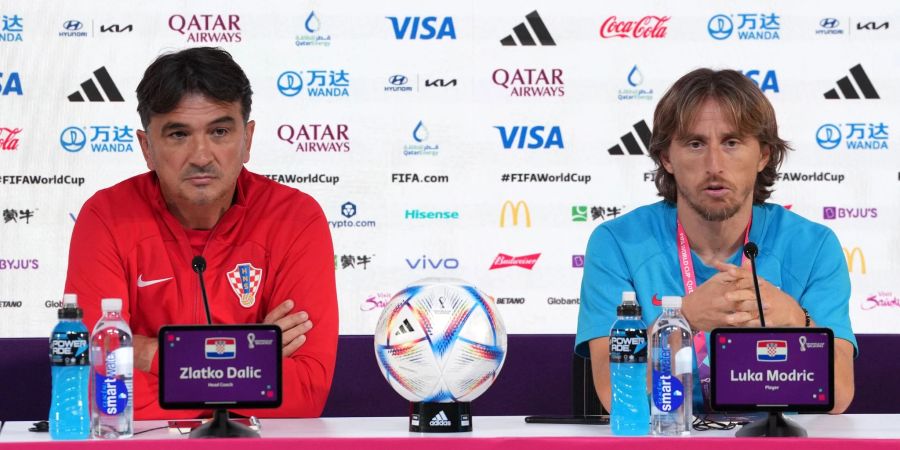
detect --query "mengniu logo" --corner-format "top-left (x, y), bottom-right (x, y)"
top-left (571, 205), bottom-right (625, 222)
top-left (708, 13), bottom-right (780, 40)
top-left (823, 206), bottom-right (878, 220)
top-left (607, 120), bottom-right (651, 155)
top-left (500, 200), bottom-right (531, 228)
top-left (824, 64), bottom-right (879, 99)
top-left (277, 123), bottom-right (349, 153)
top-left (492, 68), bottom-right (564, 97)
top-left (68, 67), bottom-right (123, 102)
top-left (59, 125), bottom-right (134, 153)
top-left (0, 127), bottom-right (21, 150)
top-left (490, 253), bottom-right (540, 270)
top-left (296, 11), bottom-right (331, 47)
top-left (168, 14), bottom-right (241, 43)
top-left (741, 70), bottom-right (779, 93)
top-left (2, 208), bottom-right (35, 224)
top-left (500, 10), bottom-right (555, 46)
top-left (1, 14), bottom-right (24, 42)
top-left (599, 15), bottom-right (669, 39)
top-left (816, 122), bottom-right (888, 150)
top-left (842, 247), bottom-right (866, 274)
top-left (495, 125), bottom-right (563, 149)
top-left (0, 71), bottom-right (22, 95)
top-left (387, 16), bottom-right (456, 40)
top-left (335, 254), bottom-right (374, 270)
top-left (277, 69), bottom-right (349, 97)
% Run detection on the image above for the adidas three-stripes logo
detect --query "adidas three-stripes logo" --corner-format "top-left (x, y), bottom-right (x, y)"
top-left (68, 66), bottom-right (124, 102)
top-left (608, 120), bottom-right (651, 156)
top-left (501, 11), bottom-right (556, 46)
top-left (824, 64), bottom-right (879, 99)
top-left (394, 319), bottom-right (415, 336)
top-left (429, 410), bottom-right (451, 426)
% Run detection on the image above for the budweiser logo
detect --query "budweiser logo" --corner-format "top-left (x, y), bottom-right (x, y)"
top-left (490, 253), bottom-right (540, 270)
top-left (0, 128), bottom-right (22, 151)
top-left (600, 15), bottom-right (670, 39)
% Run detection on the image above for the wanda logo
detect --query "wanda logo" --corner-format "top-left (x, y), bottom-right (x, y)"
top-left (600, 16), bottom-right (670, 38)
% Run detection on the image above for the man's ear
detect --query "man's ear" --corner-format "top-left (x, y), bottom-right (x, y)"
top-left (660, 147), bottom-right (673, 174)
top-left (137, 129), bottom-right (155, 171)
top-left (758, 143), bottom-right (771, 173)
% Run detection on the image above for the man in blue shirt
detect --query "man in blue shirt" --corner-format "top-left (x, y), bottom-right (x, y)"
top-left (576, 68), bottom-right (855, 414)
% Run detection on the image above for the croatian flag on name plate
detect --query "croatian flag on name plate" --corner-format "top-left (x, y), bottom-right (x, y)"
top-left (756, 340), bottom-right (787, 362)
top-left (205, 337), bottom-right (237, 359)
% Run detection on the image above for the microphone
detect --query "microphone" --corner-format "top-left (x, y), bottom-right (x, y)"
top-left (742, 242), bottom-right (766, 327)
top-left (192, 255), bottom-right (213, 325)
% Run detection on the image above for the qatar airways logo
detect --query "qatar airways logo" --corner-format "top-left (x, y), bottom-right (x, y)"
top-left (168, 14), bottom-right (241, 43)
top-left (489, 253), bottom-right (540, 270)
top-left (600, 16), bottom-right (670, 39)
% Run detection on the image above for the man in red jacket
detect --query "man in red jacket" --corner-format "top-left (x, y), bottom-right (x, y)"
top-left (64, 47), bottom-right (338, 419)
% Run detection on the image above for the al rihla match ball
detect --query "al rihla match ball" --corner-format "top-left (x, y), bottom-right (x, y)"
top-left (374, 278), bottom-right (507, 403)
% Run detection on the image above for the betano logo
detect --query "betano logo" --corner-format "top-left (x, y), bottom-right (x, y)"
top-left (500, 200), bottom-right (530, 227)
top-left (842, 247), bottom-right (866, 274)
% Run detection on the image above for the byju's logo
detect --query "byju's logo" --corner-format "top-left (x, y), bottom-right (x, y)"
top-left (59, 125), bottom-right (134, 153)
top-left (68, 67), bottom-right (124, 102)
top-left (387, 16), bottom-right (456, 40)
top-left (607, 120), bottom-right (651, 155)
top-left (1, 14), bottom-right (24, 42)
top-left (403, 121), bottom-right (439, 156)
top-left (500, 200), bottom-right (531, 228)
top-left (572, 255), bottom-right (585, 268)
top-left (168, 14), bottom-right (241, 43)
top-left (708, 13), bottom-right (780, 40)
top-left (489, 253), bottom-right (540, 270)
top-left (60, 20), bottom-right (87, 37)
top-left (816, 123), bottom-right (888, 150)
top-left (277, 123), bottom-right (349, 153)
top-left (277, 69), bottom-right (349, 97)
top-left (492, 68), bottom-right (564, 97)
top-left (500, 10), bottom-right (555, 46)
top-left (741, 70), bottom-right (779, 93)
top-left (816, 18), bottom-right (843, 35)
top-left (495, 125), bottom-right (563, 149)
top-left (0, 71), bottom-right (22, 95)
top-left (599, 15), bottom-right (669, 39)
top-left (0, 127), bottom-right (21, 151)
top-left (824, 64), bottom-right (879, 99)
top-left (405, 255), bottom-right (459, 270)
top-left (618, 65), bottom-right (653, 101)
top-left (823, 206), bottom-right (878, 220)
top-left (296, 11), bottom-right (331, 47)
top-left (0, 258), bottom-right (39, 270)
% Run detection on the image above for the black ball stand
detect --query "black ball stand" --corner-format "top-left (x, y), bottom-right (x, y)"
top-left (409, 401), bottom-right (472, 432)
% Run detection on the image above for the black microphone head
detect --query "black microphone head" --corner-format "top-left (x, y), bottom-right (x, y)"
top-left (191, 255), bottom-right (207, 273)
top-left (743, 242), bottom-right (759, 259)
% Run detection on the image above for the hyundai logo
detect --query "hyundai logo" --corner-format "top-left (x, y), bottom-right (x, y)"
top-left (63, 20), bottom-right (83, 31)
top-left (707, 14), bottom-right (733, 40)
top-left (389, 75), bottom-right (408, 86)
top-left (60, 127), bottom-right (87, 152)
top-left (820, 18), bottom-right (839, 29)
top-left (816, 124), bottom-right (842, 150)
top-left (276, 71), bottom-right (303, 97)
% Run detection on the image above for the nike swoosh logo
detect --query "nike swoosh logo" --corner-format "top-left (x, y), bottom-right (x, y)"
top-left (137, 275), bottom-right (173, 288)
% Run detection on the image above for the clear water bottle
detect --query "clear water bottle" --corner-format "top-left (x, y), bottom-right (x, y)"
top-left (650, 296), bottom-right (693, 436)
top-left (90, 298), bottom-right (134, 439)
top-left (609, 291), bottom-right (649, 436)
top-left (49, 293), bottom-right (90, 440)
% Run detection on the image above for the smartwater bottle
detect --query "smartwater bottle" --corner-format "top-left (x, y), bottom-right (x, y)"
top-left (650, 296), bottom-right (693, 436)
top-left (90, 298), bottom-right (134, 439)
top-left (609, 291), bottom-right (649, 435)
top-left (49, 293), bottom-right (90, 440)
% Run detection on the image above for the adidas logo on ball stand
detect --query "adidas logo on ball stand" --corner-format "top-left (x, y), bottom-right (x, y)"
top-left (409, 401), bottom-right (472, 433)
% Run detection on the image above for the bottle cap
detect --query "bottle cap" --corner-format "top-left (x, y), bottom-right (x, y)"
top-left (101, 298), bottom-right (123, 312)
top-left (617, 291), bottom-right (641, 316)
top-left (58, 293), bottom-right (83, 319)
top-left (662, 296), bottom-right (682, 308)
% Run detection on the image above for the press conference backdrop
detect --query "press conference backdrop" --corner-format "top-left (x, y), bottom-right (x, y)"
top-left (0, 1), bottom-right (898, 338)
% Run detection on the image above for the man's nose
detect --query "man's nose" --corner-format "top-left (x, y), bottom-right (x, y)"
top-left (704, 144), bottom-right (725, 174)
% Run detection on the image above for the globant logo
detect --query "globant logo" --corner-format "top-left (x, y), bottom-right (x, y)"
top-left (708, 13), bottom-right (780, 40)
top-left (619, 65), bottom-right (653, 101)
top-left (492, 68), bottom-right (564, 97)
top-left (277, 69), bottom-right (349, 97)
top-left (1, 14), bottom-right (24, 42)
top-left (296, 11), bottom-right (331, 47)
top-left (489, 253), bottom-right (540, 270)
top-left (495, 125), bottom-right (563, 149)
top-left (277, 123), bottom-right (349, 152)
top-left (822, 206), bottom-right (877, 220)
top-left (328, 201), bottom-right (376, 229)
top-left (360, 293), bottom-right (392, 312)
top-left (168, 14), bottom-right (241, 43)
top-left (741, 70), bottom-right (779, 93)
top-left (0, 71), bottom-right (22, 95)
top-left (599, 15), bottom-right (669, 39)
top-left (0, 127), bottom-right (21, 150)
top-left (387, 16), bottom-right (456, 40)
top-left (572, 255), bottom-right (585, 268)
top-left (403, 120), bottom-right (440, 156)
top-left (816, 18), bottom-right (844, 35)
top-left (861, 292), bottom-right (900, 311)
top-left (59, 19), bottom-right (87, 38)
top-left (0, 258), bottom-right (39, 270)
top-left (405, 255), bottom-right (459, 270)
top-left (59, 125), bottom-right (134, 153)
top-left (404, 209), bottom-right (459, 220)
top-left (816, 123), bottom-right (888, 150)
top-left (547, 297), bottom-right (580, 305)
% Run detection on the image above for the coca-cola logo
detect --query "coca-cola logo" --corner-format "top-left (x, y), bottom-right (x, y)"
top-left (489, 253), bottom-right (540, 270)
top-left (600, 15), bottom-right (670, 39)
top-left (0, 127), bottom-right (22, 151)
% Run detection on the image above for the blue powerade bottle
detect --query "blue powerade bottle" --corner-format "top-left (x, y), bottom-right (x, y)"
top-left (609, 291), bottom-right (649, 436)
top-left (49, 294), bottom-right (91, 440)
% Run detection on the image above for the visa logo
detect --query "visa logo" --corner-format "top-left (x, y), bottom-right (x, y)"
top-left (496, 126), bottom-right (564, 149)
top-left (741, 70), bottom-right (780, 93)
top-left (0, 72), bottom-right (23, 96)
top-left (387, 16), bottom-right (456, 40)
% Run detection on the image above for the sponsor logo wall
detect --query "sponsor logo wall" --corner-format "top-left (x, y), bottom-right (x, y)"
top-left (0, 1), bottom-right (898, 337)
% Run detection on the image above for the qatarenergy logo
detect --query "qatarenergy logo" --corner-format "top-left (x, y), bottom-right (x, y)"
top-left (1, 175), bottom-right (85, 186)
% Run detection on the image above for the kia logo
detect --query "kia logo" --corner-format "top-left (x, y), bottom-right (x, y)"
top-left (388, 75), bottom-right (408, 86)
top-left (707, 14), bottom-right (733, 40)
top-left (816, 124), bottom-right (842, 150)
top-left (276, 71), bottom-right (303, 97)
top-left (60, 127), bottom-right (87, 153)
top-left (820, 18), bottom-right (839, 29)
top-left (63, 20), bottom-right (83, 31)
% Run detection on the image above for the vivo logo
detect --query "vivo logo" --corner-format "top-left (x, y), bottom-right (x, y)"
top-left (405, 256), bottom-right (459, 270)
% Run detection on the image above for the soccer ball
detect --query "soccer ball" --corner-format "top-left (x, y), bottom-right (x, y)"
top-left (374, 278), bottom-right (507, 403)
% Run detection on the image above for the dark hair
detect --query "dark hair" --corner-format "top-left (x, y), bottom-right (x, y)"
top-left (648, 68), bottom-right (790, 204)
top-left (136, 47), bottom-right (252, 128)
